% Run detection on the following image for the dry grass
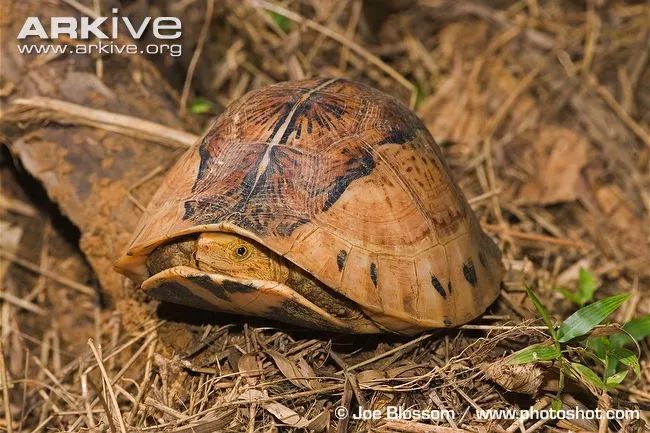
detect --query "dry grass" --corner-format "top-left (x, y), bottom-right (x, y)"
top-left (1, 0), bottom-right (648, 432)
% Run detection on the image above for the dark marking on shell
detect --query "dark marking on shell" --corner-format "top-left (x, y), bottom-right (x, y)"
top-left (336, 250), bottom-right (347, 272)
top-left (447, 280), bottom-right (453, 294)
top-left (268, 301), bottom-right (341, 332)
top-left (182, 79), bottom-right (422, 237)
top-left (186, 275), bottom-right (258, 301)
top-left (193, 138), bottom-right (214, 192)
top-left (443, 319), bottom-right (453, 327)
top-left (322, 148), bottom-right (375, 211)
top-left (147, 281), bottom-right (214, 311)
top-left (235, 148), bottom-right (277, 211)
top-left (462, 259), bottom-right (478, 287)
top-left (276, 217), bottom-right (310, 237)
top-left (278, 94), bottom-right (346, 143)
top-left (183, 201), bottom-right (195, 219)
top-left (370, 263), bottom-right (378, 287)
top-left (377, 127), bottom-right (416, 145)
top-left (430, 275), bottom-right (446, 298)
top-left (478, 249), bottom-right (488, 269)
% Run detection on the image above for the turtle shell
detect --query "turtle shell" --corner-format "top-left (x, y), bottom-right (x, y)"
top-left (115, 78), bottom-right (503, 334)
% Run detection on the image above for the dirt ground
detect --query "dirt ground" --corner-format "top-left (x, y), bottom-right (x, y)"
top-left (0, 0), bottom-right (648, 432)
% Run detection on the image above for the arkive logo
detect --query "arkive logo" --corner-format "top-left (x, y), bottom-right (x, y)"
top-left (17, 8), bottom-right (181, 40)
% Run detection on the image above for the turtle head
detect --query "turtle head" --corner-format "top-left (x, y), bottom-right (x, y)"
top-left (140, 232), bottom-right (380, 333)
top-left (193, 232), bottom-right (289, 282)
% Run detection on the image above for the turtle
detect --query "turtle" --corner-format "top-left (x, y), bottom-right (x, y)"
top-left (114, 78), bottom-right (503, 335)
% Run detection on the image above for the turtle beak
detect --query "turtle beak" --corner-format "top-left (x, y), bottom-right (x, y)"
top-left (113, 253), bottom-right (149, 285)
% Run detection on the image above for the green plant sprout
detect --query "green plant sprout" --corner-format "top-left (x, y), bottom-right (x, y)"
top-left (557, 267), bottom-right (598, 306)
top-left (508, 285), bottom-right (649, 406)
top-left (267, 11), bottom-right (291, 32)
top-left (188, 96), bottom-right (214, 114)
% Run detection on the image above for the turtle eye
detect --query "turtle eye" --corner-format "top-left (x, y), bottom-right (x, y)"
top-left (233, 245), bottom-right (250, 260)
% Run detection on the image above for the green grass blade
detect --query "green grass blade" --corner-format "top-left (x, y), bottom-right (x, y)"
top-left (557, 287), bottom-right (580, 305)
top-left (557, 294), bottom-right (629, 343)
top-left (507, 343), bottom-right (561, 365)
top-left (577, 268), bottom-right (597, 305)
top-left (610, 315), bottom-right (650, 348)
top-left (611, 347), bottom-right (640, 377)
top-left (525, 286), bottom-right (558, 341)
top-left (570, 362), bottom-right (605, 390)
top-left (585, 336), bottom-right (608, 361)
top-left (605, 370), bottom-right (628, 389)
top-left (188, 97), bottom-right (213, 114)
top-left (267, 11), bottom-right (291, 32)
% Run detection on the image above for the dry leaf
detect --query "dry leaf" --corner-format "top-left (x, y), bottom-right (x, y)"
top-left (0, 222), bottom-right (22, 280)
top-left (481, 360), bottom-right (543, 395)
top-left (357, 369), bottom-right (388, 384)
top-left (420, 56), bottom-right (539, 153)
top-left (238, 353), bottom-right (260, 385)
top-left (296, 356), bottom-right (321, 389)
top-left (239, 389), bottom-right (309, 428)
top-left (306, 410), bottom-right (330, 432)
top-left (596, 185), bottom-right (650, 257)
top-left (595, 185), bottom-right (642, 232)
top-left (266, 350), bottom-right (314, 389)
top-left (512, 127), bottom-right (589, 205)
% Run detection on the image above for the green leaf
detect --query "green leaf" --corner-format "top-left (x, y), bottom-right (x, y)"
top-left (570, 362), bottom-right (605, 390)
top-left (605, 370), bottom-right (627, 388)
top-left (556, 268), bottom-right (597, 306)
top-left (586, 336), bottom-right (608, 361)
top-left (605, 370), bottom-right (628, 388)
top-left (268, 11), bottom-right (291, 32)
top-left (557, 294), bottom-right (629, 343)
top-left (507, 343), bottom-right (561, 365)
top-left (525, 286), bottom-right (558, 341)
top-left (576, 268), bottom-right (597, 305)
top-left (188, 97), bottom-right (213, 114)
top-left (610, 316), bottom-right (650, 348)
top-left (611, 348), bottom-right (640, 377)
top-left (414, 81), bottom-right (427, 108)
top-left (557, 286), bottom-right (581, 305)
top-left (551, 399), bottom-right (563, 411)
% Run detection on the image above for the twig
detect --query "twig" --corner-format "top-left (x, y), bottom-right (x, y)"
top-left (505, 397), bottom-right (550, 433)
top-left (61, 0), bottom-right (99, 18)
top-left (458, 324), bottom-right (548, 331)
top-left (251, 0), bottom-right (418, 108)
top-left (468, 188), bottom-right (502, 205)
top-left (338, 0), bottom-right (362, 71)
top-left (2, 97), bottom-right (199, 148)
top-left (87, 378), bottom-right (117, 433)
top-left (482, 224), bottom-right (593, 249)
top-left (0, 194), bottom-right (37, 217)
top-left (379, 420), bottom-right (471, 433)
top-left (145, 397), bottom-right (186, 419)
top-left (180, 0), bottom-right (215, 116)
top-left (27, 415), bottom-right (53, 433)
top-left (587, 74), bottom-right (650, 147)
top-left (473, 65), bottom-right (543, 148)
top-left (0, 342), bottom-right (13, 433)
top-left (0, 251), bottom-right (95, 296)
top-left (336, 333), bottom-right (435, 374)
top-left (88, 339), bottom-right (128, 433)
top-left (0, 291), bottom-right (47, 316)
top-left (129, 166), bottom-right (164, 192)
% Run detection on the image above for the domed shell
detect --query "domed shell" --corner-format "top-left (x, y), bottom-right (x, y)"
top-left (116, 78), bottom-right (503, 334)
